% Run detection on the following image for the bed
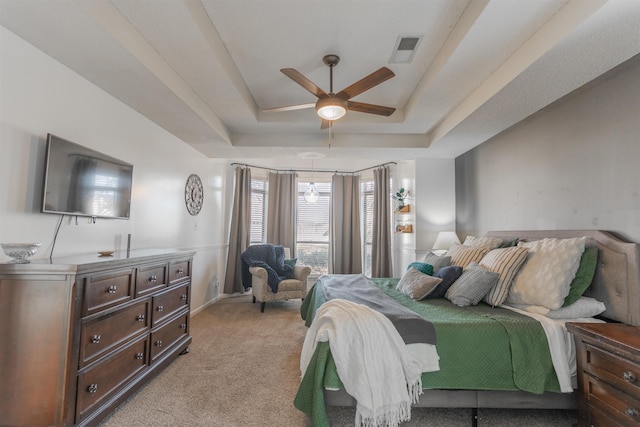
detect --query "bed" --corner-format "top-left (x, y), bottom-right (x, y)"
top-left (294, 230), bottom-right (640, 426)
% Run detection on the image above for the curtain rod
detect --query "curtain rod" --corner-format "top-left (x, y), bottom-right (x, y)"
top-left (229, 161), bottom-right (397, 175)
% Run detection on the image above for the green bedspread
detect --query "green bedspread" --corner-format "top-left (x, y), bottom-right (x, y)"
top-left (294, 277), bottom-right (561, 426)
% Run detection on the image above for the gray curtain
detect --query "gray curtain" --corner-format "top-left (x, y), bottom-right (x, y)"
top-left (223, 166), bottom-right (251, 294)
top-left (371, 166), bottom-right (392, 277)
top-left (330, 174), bottom-right (362, 274)
top-left (267, 172), bottom-right (297, 254)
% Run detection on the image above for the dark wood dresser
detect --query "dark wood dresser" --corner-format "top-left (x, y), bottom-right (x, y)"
top-left (567, 322), bottom-right (640, 427)
top-left (0, 249), bottom-right (194, 426)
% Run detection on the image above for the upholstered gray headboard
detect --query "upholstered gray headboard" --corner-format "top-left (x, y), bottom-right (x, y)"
top-left (485, 230), bottom-right (640, 326)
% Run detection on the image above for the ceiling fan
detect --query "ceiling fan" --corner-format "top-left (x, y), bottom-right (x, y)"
top-left (263, 54), bottom-right (396, 129)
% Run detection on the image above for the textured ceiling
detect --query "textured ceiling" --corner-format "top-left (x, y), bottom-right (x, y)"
top-left (1, 0), bottom-right (638, 165)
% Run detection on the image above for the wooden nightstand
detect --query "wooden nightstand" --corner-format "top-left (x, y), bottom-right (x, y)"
top-left (567, 322), bottom-right (640, 426)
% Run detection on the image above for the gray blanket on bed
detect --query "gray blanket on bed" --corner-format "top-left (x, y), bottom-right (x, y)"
top-left (318, 274), bottom-right (436, 345)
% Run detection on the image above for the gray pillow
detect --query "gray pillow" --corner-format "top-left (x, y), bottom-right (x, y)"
top-left (419, 253), bottom-right (451, 273)
top-left (396, 267), bottom-right (443, 300)
top-left (445, 262), bottom-right (499, 307)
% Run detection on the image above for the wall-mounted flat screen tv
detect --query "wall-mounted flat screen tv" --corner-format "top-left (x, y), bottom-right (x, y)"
top-left (42, 134), bottom-right (133, 219)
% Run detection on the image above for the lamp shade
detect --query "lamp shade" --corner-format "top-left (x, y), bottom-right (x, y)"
top-left (304, 182), bottom-right (320, 203)
top-left (316, 97), bottom-right (347, 120)
top-left (432, 231), bottom-right (460, 254)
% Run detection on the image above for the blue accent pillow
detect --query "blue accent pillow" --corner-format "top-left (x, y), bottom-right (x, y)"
top-left (426, 265), bottom-right (463, 299)
top-left (407, 262), bottom-right (433, 276)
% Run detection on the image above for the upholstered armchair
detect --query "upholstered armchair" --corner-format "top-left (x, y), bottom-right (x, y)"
top-left (248, 248), bottom-right (311, 312)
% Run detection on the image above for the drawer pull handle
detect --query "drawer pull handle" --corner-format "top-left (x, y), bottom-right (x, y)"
top-left (136, 314), bottom-right (145, 321)
top-left (107, 285), bottom-right (117, 294)
top-left (623, 371), bottom-right (637, 383)
top-left (177, 268), bottom-right (184, 274)
top-left (625, 407), bottom-right (638, 418)
top-left (181, 294), bottom-right (187, 300)
top-left (135, 352), bottom-right (144, 360)
top-left (90, 335), bottom-right (101, 344)
top-left (157, 305), bottom-right (164, 312)
top-left (155, 340), bottom-right (163, 347)
top-left (87, 384), bottom-right (98, 394)
top-left (149, 275), bottom-right (157, 282)
top-left (180, 323), bottom-right (187, 330)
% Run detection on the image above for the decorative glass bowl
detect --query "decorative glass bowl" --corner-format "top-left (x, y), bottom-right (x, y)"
top-left (1, 243), bottom-right (42, 263)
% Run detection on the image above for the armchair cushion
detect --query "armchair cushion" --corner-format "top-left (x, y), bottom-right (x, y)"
top-left (241, 244), bottom-right (293, 292)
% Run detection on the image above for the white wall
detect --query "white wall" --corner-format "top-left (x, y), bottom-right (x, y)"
top-left (0, 27), bottom-right (229, 312)
top-left (455, 55), bottom-right (640, 244)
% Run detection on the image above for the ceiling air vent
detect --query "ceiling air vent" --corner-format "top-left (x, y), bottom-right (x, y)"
top-left (389, 35), bottom-right (423, 64)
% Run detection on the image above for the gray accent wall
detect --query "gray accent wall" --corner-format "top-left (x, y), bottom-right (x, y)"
top-left (455, 54), bottom-right (640, 244)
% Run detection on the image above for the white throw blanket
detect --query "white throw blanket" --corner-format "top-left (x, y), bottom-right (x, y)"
top-left (300, 299), bottom-right (423, 427)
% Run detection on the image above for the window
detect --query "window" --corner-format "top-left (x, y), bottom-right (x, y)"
top-left (250, 178), bottom-right (267, 244)
top-left (296, 181), bottom-right (331, 275)
top-left (360, 179), bottom-right (374, 277)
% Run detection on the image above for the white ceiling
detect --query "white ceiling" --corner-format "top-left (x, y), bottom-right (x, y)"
top-left (1, 0), bottom-right (639, 165)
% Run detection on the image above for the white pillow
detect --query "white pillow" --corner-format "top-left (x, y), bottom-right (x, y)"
top-left (546, 297), bottom-right (606, 319)
top-left (506, 237), bottom-right (587, 310)
top-left (463, 235), bottom-right (504, 249)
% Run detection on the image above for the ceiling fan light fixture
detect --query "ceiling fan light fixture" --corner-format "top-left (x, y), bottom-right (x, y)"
top-left (316, 97), bottom-right (347, 121)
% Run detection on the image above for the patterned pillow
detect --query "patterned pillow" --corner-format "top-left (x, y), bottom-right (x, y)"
top-left (445, 262), bottom-right (499, 307)
top-left (463, 236), bottom-right (504, 249)
top-left (480, 246), bottom-right (529, 306)
top-left (407, 262), bottom-right (434, 276)
top-left (419, 253), bottom-right (451, 273)
top-left (396, 267), bottom-right (443, 300)
top-left (426, 265), bottom-right (463, 299)
top-left (446, 244), bottom-right (490, 268)
top-left (507, 237), bottom-right (587, 310)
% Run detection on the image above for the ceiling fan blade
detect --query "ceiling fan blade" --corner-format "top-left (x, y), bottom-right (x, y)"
top-left (320, 119), bottom-right (331, 130)
top-left (336, 67), bottom-right (395, 100)
top-left (262, 103), bottom-right (316, 113)
top-left (347, 101), bottom-right (396, 117)
top-left (281, 68), bottom-right (327, 98)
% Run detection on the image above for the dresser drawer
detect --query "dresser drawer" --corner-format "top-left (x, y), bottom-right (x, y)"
top-left (150, 312), bottom-right (189, 362)
top-left (76, 335), bottom-right (148, 422)
top-left (80, 299), bottom-right (150, 368)
top-left (586, 343), bottom-right (640, 398)
top-left (588, 403), bottom-right (627, 427)
top-left (83, 269), bottom-right (134, 315)
top-left (169, 259), bottom-right (191, 284)
top-left (586, 374), bottom-right (640, 425)
top-left (151, 284), bottom-right (189, 327)
top-left (136, 263), bottom-right (167, 297)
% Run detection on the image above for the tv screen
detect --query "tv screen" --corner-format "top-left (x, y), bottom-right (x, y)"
top-left (42, 134), bottom-right (133, 219)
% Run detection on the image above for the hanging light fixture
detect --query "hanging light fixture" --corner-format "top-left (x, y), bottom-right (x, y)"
top-left (304, 182), bottom-right (320, 203)
top-left (304, 158), bottom-right (320, 203)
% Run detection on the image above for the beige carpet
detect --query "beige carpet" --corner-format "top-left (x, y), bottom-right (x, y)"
top-left (99, 295), bottom-right (577, 427)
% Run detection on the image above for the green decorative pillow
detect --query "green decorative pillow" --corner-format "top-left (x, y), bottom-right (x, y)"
top-left (284, 258), bottom-right (297, 279)
top-left (498, 238), bottom-right (519, 248)
top-left (563, 247), bottom-right (598, 307)
top-left (407, 262), bottom-right (433, 276)
top-left (284, 258), bottom-right (297, 268)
